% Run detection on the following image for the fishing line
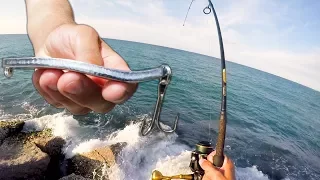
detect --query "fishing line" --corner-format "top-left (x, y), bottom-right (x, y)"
top-left (183, 0), bottom-right (195, 26)
top-left (183, 0), bottom-right (227, 168)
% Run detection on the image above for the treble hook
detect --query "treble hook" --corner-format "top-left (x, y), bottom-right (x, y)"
top-left (140, 66), bottom-right (179, 136)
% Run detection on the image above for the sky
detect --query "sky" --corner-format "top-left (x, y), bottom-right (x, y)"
top-left (0, 0), bottom-right (319, 91)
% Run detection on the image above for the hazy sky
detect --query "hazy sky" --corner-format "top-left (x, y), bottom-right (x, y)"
top-left (0, 0), bottom-right (319, 91)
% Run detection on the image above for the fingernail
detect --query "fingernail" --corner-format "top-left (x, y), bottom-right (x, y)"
top-left (64, 80), bottom-right (84, 95)
top-left (48, 84), bottom-right (58, 91)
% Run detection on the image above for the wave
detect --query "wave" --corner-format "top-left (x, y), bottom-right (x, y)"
top-left (15, 112), bottom-right (272, 180)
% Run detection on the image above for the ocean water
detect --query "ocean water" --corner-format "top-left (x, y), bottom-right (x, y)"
top-left (0, 34), bottom-right (320, 180)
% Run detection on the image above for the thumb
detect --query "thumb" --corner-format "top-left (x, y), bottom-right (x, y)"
top-left (71, 24), bottom-right (106, 85)
top-left (72, 24), bottom-right (103, 65)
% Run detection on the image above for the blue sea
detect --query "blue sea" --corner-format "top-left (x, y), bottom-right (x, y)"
top-left (0, 34), bottom-right (319, 180)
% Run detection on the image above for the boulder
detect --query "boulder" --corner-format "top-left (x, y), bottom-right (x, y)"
top-left (0, 120), bottom-right (126, 180)
top-left (0, 122), bottom-right (66, 180)
top-left (0, 121), bottom-right (24, 144)
top-left (0, 131), bottom-right (50, 180)
top-left (67, 142), bottom-right (127, 180)
top-left (59, 173), bottom-right (91, 180)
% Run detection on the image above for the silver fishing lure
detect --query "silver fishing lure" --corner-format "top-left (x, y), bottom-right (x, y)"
top-left (1, 57), bottom-right (179, 136)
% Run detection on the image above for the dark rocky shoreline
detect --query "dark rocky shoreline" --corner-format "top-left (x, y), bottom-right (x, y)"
top-left (0, 120), bottom-right (125, 180)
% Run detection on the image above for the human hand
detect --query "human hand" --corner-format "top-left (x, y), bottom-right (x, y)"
top-left (32, 24), bottom-right (137, 114)
top-left (199, 151), bottom-right (235, 180)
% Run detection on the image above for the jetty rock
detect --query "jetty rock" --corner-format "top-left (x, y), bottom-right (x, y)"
top-left (0, 120), bottom-right (65, 180)
top-left (0, 120), bottom-right (127, 180)
top-left (0, 120), bottom-right (25, 144)
top-left (67, 142), bottom-right (127, 180)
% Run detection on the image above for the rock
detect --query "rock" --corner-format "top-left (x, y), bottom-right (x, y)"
top-left (38, 137), bottom-right (66, 180)
top-left (0, 127), bottom-right (66, 180)
top-left (67, 142), bottom-right (127, 180)
top-left (24, 129), bottom-right (66, 180)
top-left (0, 121), bottom-right (25, 144)
top-left (59, 173), bottom-right (91, 180)
top-left (34, 135), bottom-right (66, 156)
top-left (0, 120), bottom-right (127, 180)
top-left (0, 132), bottom-right (50, 180)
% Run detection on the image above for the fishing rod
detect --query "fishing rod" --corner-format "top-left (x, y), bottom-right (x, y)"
top-left (151, 0), bottom-right (227, 179)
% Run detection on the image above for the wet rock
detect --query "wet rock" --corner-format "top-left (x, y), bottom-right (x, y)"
top-left (67, 142), bottom-right (127, 180)
top-left (0, 120), bottom-right (127, 180)
top-left (59, 173), bottom-right (91, 180)
top-left (39, 137), bottom-right (66, 180)
top-left (0, 121), bottom-right (24, 144)
top-left (23, 129), bottom-right (66, 180)
top-left (0, 126), bottom-right (66, 180)
top-left (0, 131), bottom-right (50, 180)
top-left (35, 135), bottom-right (66, 157)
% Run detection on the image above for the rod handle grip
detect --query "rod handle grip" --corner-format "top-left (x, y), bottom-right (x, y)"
top-left (213, 154), bottom-right (224, 167)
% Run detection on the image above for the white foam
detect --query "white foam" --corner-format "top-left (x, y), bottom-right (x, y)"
top-left (236, 166), bottom-right (270, 180)
top-left (153, 150), bottom-right (193, 176)
top-left (16, 112), bottom-right (272, 180)
top-left (21, 102), bottom-right (44, 117)
top-left (71, 139), bottom-right (110, 155)
top-left (99, 121), bottom-right (272, 180)
top-left (106, 121), bottom-right (143, 147)
top-left (103, 121), bottom-right (191, 180)
top-left (22, 112), bottom-right (81, 139)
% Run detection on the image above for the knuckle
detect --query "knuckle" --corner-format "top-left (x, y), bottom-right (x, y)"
top-left (77, 24), bottom-right (98, 36)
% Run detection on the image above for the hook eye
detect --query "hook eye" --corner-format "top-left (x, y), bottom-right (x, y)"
top-left (203, 6), bottom-right (211, 14)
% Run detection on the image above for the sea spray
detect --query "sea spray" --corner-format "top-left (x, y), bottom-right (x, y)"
top-left (15, 112), bottom-right (272, 180)
top-left (22, 112), bottom-right (81, 139)
top-left (153, 150), bottom-right (193, 176)
top-left (236, 166), bottom-right (269, 180)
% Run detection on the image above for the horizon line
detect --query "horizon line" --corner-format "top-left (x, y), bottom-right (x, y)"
top-left (1, 34), bottom-right (319, 93)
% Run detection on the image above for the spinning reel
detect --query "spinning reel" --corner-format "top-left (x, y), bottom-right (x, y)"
top-left (152, 141), bottom-right (216, 180)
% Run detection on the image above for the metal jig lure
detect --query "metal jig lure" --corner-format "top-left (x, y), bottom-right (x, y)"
top-left (1, 57), bottom-right (179, 135)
